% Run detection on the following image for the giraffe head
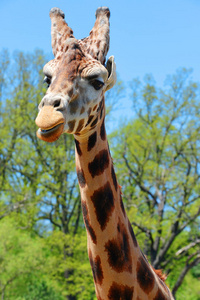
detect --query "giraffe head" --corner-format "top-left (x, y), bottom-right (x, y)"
top-left (35, 7), bottom-right (116, 142)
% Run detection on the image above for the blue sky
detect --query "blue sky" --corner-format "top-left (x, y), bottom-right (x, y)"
top-left (0, 0), bottom-right (200, 122)
top-left (1, 0), bottom-right (200, 84)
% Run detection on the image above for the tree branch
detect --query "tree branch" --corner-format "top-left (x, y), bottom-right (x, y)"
top-left (176, 239), bottom-right (200, 257)
top-left (172, 255), bottom-right (200, 297)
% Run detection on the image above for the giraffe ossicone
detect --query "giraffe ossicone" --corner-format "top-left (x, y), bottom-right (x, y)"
top-left (35, 7), bottom-right (174, 299)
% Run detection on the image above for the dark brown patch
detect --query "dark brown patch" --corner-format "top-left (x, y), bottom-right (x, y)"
top-left (77, 168), bottom-right (86, 188)
top-left (96, 50), bottom-right (100, 61)
top-left (87, 131), bottom-right (97, 151)
top-left (100, 121), bottom-right (106, 141)
top-left (105, 226), bottom-right (132, 273)
top-left (75, 139), bottom-right (82, 156)
top-left (76, 119), bottom-right (84, 132)
top-left (88, 251), bottom-right (104, 285)
top-left (97, 99), bottom-right (103, 112)
top-left (88, 149), bottom-right (109, 178)
top-left (80, 106), bottom-right (85, 114)
top-left (85, 115), bottom-right (93, 127)
top-left (100, 107), bottom-right (104, 119)
top-left (137, 256), bottom-right (155, 294)
top-left (153, 289), bottom-right (167, 300)
top-left (91, 116), bottom-right (98, 127)
top-left (68, 120), bottom-right (76, 132)
top-left (111, 164), bottom-right (118, 191)
top-left (108, 282), bottom-right (134, 300)
top-left (91, 181), bottom-right (114, 230)
top-left (128, 221), bottom-right (138, 248)
top-left (93, 104), bottom-right (98, 111)
top-left (81, 202), bottom-right (97, 244)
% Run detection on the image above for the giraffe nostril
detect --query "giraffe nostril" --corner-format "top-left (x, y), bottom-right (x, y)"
top-left (53, 99), bottom-right (61, 108)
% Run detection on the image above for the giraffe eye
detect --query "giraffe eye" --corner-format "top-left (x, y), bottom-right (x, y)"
top-left (90, 79), bottom-right (104, 91)
top-left (43, 76), bottom-right (51, 87)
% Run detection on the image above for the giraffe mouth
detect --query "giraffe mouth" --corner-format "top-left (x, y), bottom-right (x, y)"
top-left (40, 123), bottom-right (64, 134)
top-left (35, 106), bottom-right (65, 143)
top-left (37, 122), bottom-right (64, 143)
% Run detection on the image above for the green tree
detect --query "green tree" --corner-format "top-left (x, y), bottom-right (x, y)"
top-left (110, 69), bottom-right (200, 298)
top-left (0, 218), bottom-right (49, 299)
top-left (111, 69), bottom-right (200, 295)
top-left (0, 49), bottom-right (123, 299)
top-left (1, 48), bottom-right (199, 299)
top-left (0, 50), bottom-right (86, 299)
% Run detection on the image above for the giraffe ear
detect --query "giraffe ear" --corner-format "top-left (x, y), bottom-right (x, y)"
top-left (105, 56), bottom-right (117, 91)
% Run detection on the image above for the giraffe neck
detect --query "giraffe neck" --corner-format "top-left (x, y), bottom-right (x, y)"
top-left (74, 101), bottom-right (173, 300)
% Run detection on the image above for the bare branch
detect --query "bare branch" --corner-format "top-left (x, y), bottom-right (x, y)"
top-left (131, 221), bottom-right (154, 245)
top-left (122, 152), bottom-right (157, 204)
top-left (176, 239), bottom-right (200, 257)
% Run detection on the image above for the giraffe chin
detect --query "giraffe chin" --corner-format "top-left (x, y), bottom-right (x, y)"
top-left (36, 123), bottom-right (64, 143)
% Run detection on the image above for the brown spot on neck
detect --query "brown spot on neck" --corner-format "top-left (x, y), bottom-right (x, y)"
top-left (82, 201), bottom-right (97, 244)
top-left (75, 139), bottom-right (82, 156)
top-left (111, 164), bottom-right (118, 191)
top-left (87, 131), bottom-right (97, 151)
top-left (77, 168), bottom-right (86, 187)
top-left (88, 149), bottom-right (109, 178)
top-left (100, 120), bottom-right (106, 141)
top-left (88, 251), bottom-right (104, 285)
top-left (154, 289), bottom-right (168, 300)
top-left (104, 222), bottom-right (132, 273)
top-left (91, 181), bottom-right (114, 231)
top-left (108, 282), bottom-right (134, 300)
top-left (136, 256), bottom-right (155, 294)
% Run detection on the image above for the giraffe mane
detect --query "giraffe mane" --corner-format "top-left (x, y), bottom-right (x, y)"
top-left (153, 268), bottom-right (167, 282)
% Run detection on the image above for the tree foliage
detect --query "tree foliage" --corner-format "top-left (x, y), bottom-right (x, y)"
top-left (110, 70), bottom-right (200, 298)
top-left (0, 49), bottom-right (199, 299)
top-left (0, 49), bottom-right (93, 299)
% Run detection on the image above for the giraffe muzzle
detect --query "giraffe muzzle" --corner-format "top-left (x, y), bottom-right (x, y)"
top-left (35, 105), bottom-right (65, 142)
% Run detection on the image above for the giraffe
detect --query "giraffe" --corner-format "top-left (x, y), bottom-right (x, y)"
top-left (35, 7), bottom-right (174, 300)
